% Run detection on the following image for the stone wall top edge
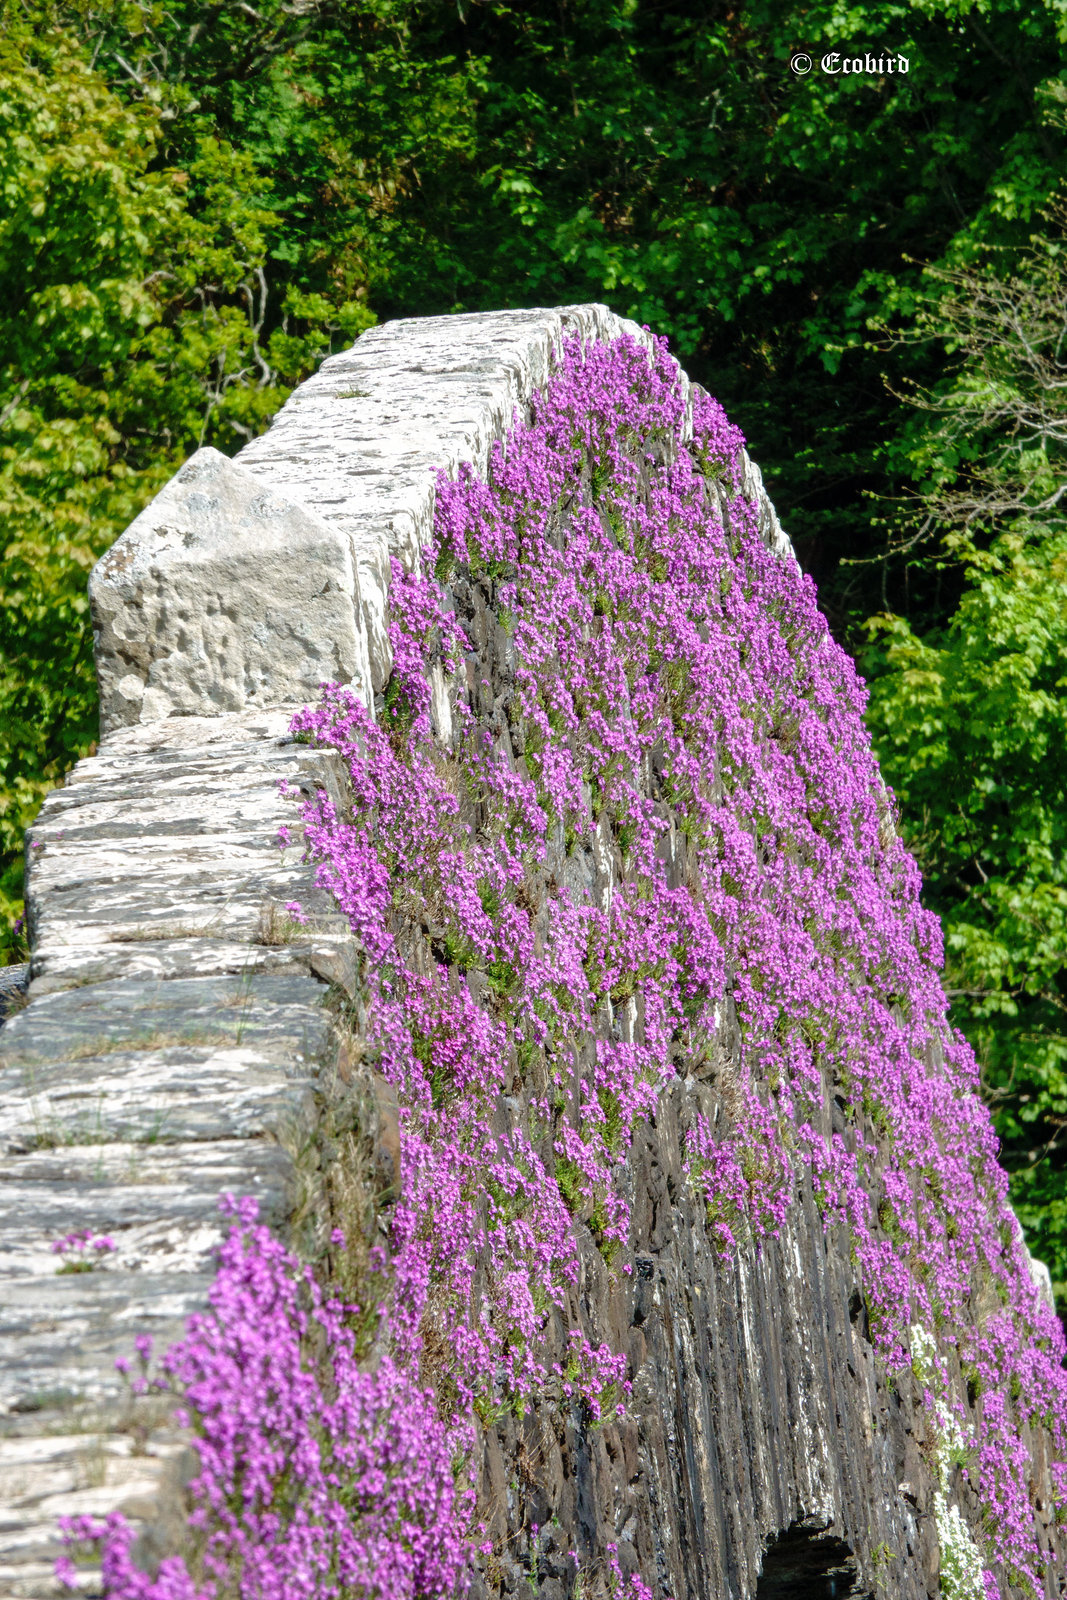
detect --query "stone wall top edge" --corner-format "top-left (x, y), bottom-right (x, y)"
top-left (87, 304), bottom-right (786, 740)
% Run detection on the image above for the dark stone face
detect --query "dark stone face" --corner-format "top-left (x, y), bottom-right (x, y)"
top-left (756, 1523), bottom-right (869, 1600)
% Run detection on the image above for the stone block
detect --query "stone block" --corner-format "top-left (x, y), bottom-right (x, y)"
top-left (89, 448), bottom-right (371, 733)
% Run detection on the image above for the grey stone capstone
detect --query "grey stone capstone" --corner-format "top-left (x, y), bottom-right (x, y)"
top-left (90, 448), bottom-right (370, 730)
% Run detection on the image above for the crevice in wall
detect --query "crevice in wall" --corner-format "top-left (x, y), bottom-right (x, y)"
top-left (756, 1521), bottom-right (870, 1600)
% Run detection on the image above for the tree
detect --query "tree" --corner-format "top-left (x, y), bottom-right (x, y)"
top-left (0, 12), bottom-right (373, 955)
top-left (31, 0), bottom-right (1067, 630)
top-left (864, 210), bottom-right (1067, 1294)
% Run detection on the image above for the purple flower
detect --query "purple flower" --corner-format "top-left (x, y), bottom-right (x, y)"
top-left (54, 1555), bottom-right (78, 1590)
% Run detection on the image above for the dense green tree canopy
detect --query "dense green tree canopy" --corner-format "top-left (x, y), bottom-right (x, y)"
top-left (864, 216), bottom-right (1067, 1295)
top-left (868, 527), bottom-right (1067, 1292)
top-left (23, 0), bottom-right (1067, 587)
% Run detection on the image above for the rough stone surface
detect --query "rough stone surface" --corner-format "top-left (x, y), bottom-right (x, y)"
top-left (235, 306), bottom-right (665, 579)
top-left (92, 308), bottom-right (675, 731)
top-left (90, 449), bottom-right (367, 731)
top-left (470, 1151), bottom-right (937, 1600)
top-left (0, 711), bottom-right (359, 1597)
top-left (388, 499), bottom-right (1056, 1600)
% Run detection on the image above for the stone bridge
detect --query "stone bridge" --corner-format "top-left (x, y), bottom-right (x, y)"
top-left (0, 307), bottom-right (1061, 1600)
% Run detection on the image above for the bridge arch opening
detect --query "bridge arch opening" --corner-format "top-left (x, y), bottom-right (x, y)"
top-left (755, 1519), bottom-right (870, 1600)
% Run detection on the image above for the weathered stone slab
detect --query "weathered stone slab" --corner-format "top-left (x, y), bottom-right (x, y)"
top-left (0, 973), bottom-right (328, 1059)
top-left (0, 1269), bottom-right (216, 1414)
top-left (28, 938), bottom-right (312, 994)
top-left (0, 705), bottom-right (357, 1595)
top-left (89, 447), bottom-right (368, 731)
top-left (23, 714), bottom-right (346, 979)
top-left (0, 1042), bottom-right (318, 1148)
top-left (0, 1430), bottom-right (190, 1600)
top-left (0, 1138), bottom-right (293, 1274)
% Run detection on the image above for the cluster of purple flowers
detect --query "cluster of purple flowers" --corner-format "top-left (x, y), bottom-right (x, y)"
top-left (606, 1543), bottom-right (654, 1600)
top-left (61, 330), bottom-right (1067, 1596)
top-left (556, 1330), bottom-right (631, 1422)
top-left (51, 1227), bottom-right (115, 1272)
top-left (684, 1094), bottom-right (792, 1255)
top-left (60, 1197), bottom-right (470, 1598)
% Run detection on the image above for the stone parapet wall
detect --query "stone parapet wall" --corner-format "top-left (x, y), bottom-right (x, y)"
top-left (0, 305), bottom-right (1054, 1600)
top-left (4, 305), bottom-right (695, 1596)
